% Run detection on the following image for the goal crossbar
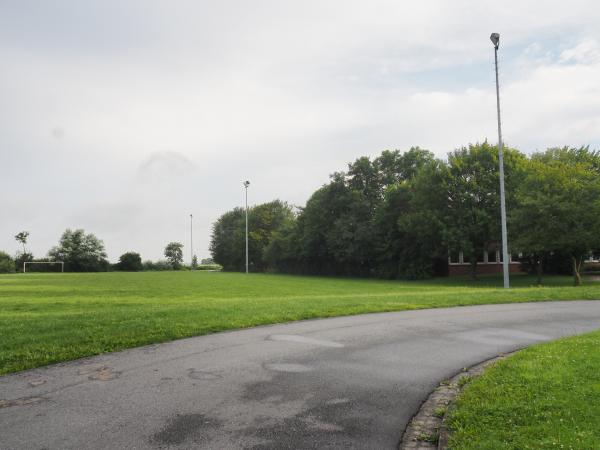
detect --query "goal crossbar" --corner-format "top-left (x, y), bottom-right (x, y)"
top-left (23, 261), bottom-right (64, 273)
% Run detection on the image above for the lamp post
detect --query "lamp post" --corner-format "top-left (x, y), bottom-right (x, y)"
top-left (190, 214), bottom-right (193, 269)
top-left (243, 181), bottom-right (250, 274)
top-left (490, 32), bottom-right (510, 289)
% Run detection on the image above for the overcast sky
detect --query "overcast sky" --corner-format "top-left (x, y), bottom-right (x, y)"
top-left (1, 1), bottom-right (600, 262)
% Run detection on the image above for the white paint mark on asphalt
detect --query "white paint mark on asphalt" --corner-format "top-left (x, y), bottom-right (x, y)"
top-left (455, 328), bottom-right (550, 346)
top-left (268, 334), bottom-right (344, 348)
top-left (264, 363), bottom-right (313, 373)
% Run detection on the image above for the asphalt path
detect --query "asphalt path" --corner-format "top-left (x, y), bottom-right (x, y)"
top-left (2, 301), bottom-right (600, 449)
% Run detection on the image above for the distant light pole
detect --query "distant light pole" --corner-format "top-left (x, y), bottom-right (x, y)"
top-left (190, 214), bottom-right (194, 269)
top-left (491, 32), bottom-right (510, 289)
top-left (243, 181), bottom-right (250, 274)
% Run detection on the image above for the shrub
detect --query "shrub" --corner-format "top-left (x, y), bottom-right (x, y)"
top-left (0, 251), bottom-right (15, 273)
top-left (116, 252), bottom-right (143, 271)
top-left (142, 260), bottom-right (173, 271)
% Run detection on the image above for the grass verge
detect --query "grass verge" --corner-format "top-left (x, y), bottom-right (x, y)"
top-left (446, 329), bottom-right (600, 449)
top-left (1, 271), bottom-right (599, 375)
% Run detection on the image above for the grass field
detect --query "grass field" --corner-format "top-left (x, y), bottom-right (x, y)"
top-left (1, 271), bottom-right (599, 375)
top-left (447, 329), bottom-right (600, 449)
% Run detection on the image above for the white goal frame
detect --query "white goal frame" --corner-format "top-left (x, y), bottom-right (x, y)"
top-left (23, 261), bottom-right (64, 273)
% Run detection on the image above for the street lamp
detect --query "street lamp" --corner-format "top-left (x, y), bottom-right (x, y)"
top-left (190, 214), bottom-right (194, 270)
top-left (243, 181), bottom-right (250, 274)
top-left (491, 32), bottom-right (510, 289)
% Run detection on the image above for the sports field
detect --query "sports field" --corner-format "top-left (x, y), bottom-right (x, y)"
top-left (1, 271), bottom-right (599, 375)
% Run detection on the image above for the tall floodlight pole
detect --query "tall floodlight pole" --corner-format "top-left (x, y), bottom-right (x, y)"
top-left (491, 32), bottom-right (510, 289)
top-left (243, 181), bottom-right (250, 274)
top-left (190, 214), bottom-right (193, 269)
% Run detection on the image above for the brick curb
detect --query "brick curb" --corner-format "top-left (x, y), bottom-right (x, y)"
top-left (398, 352), bottom-right (514, 450)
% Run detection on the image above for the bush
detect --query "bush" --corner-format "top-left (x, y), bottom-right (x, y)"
top-left (142, 260), bottom-right (173, 271)
top-left (0, 251), bottom-right (15, 273)
top-left (116, 252), bottom-right (143, 271)
top-left (14, 252), bottom-right (34, 272)
top-left (197, 264), bottom-right (223, 271)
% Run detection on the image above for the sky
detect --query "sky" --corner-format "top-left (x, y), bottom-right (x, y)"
top-left (1, 0), bottom-right (600, 262)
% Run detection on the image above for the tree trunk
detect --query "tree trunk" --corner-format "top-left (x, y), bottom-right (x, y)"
top-left (572, 256), bottom-right (583, 286)
top-left (469, 257), bottom-right (477, 281)
top-left (536, 257), bottom-right (543, 285)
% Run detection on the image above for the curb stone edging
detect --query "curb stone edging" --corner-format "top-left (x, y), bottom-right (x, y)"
top-left (398, 352), bottom-right (514, 450)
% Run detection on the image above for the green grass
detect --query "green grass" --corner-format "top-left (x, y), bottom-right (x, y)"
top-left (0, 271), bottom-right (599, 375)
top-left (447, 330), bottom-right (600, 449)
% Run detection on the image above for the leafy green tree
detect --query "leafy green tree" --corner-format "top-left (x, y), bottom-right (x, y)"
top-left (14, 252), bottom-right (34, 272)
top-left (0, 251), bottom-right (15, 273)
top-left (48, 229), bottom-right (108, 272)
top-left (164, 242), bottom-right (184, 269)
top-left (393, 159), bottom-right (449, 278)
top-left (14, 231), bottom-right (29, 255)
top-left (266, 148), bottom-right (436, 277)
top-left (511, 148), bottom-right (600, 285)
top-left (192, 255), bottom-right (198, 269)
top-left (210, 200), bottom-right (295, 272)
top-left (117, 252), bottom-right (143, 271)
top-left (438, 142), bottom-right (525, 279)
top-left (210, 208), bottom-right (246, 271)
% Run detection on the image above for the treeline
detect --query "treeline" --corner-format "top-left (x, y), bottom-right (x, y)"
top-left (210, 143), bottom-right (600, 285)
top-left (0, 229), bottom-right (219, 273)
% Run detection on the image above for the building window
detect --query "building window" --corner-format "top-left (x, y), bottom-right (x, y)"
top-left (449, 251), bottom-right (462, 264)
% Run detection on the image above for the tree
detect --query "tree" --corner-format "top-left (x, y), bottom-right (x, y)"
top-left (210, 209), bottom-right (245, 271)
top-left (14, 252), bottom-right (34, 272)
top-left (164, 242), bottom-right (184, 269)
top-left (0, 251), bottom-right (15, 273)
top-left (192, 255), bottom-right (198, 269)
top-left (210, 200), bottom-right (295, 272)
top-left (14, 231), bottom-right (29, 255)
top-left (510, 148), bottom-right (600, 285)
top-left (438, 142), bottom-right (525, 279)
top-left (48, 229), bottom-right (108, 272)
top-left (117, 252), bottom-right (143, 271)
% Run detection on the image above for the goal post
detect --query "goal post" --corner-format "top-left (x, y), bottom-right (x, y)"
top-left (23, 261), bottom-right (64, 273)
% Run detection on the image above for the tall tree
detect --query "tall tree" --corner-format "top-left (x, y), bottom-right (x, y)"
top-left (48, 229), bottom-right (108, 272)
top-left (164, 242), bottom-right (184, 269)
top-left (14, 231), bottom-right (29, 255)
top-left (511, 148), bottom-right (600, 285)
top-left (210, 200), bottom-right (295, 272)
top-left (439, 142), bottom-right (525, 279)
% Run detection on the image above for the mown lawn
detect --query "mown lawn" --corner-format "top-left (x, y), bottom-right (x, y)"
top-left (447, 329), bottom-right (600, 449)
top-left (0, 271), bottom-right (599, 375)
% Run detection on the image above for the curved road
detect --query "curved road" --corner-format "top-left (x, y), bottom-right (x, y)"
top-left (2, 301), bottom-right (600, 449)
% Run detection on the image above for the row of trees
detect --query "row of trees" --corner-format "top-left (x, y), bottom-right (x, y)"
top-left (210, 144), bottom-right (600, 285)
top-left (0, 229), bottom-right (199, 273)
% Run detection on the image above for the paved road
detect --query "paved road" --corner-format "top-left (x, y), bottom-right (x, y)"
top-left (2, 301), bottom-right (600, 450)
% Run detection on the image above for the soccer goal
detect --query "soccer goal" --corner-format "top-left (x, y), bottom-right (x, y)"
top-left (23, 261), bottom-right (64, 273)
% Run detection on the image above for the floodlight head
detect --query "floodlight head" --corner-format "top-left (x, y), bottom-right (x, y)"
top-left (243, 180), bottom-right (250, 188)
top-left (490, 33), bottom-right (500, 49)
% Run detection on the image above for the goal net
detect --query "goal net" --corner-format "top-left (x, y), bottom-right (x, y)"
top-left (23, 261), bottom-right (65, 273)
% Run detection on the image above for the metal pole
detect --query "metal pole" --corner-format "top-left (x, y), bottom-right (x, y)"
top-left (246, 183), bottom-right (249, 273)
top-left (493, 36), bottom-right (510, 289)
top-left (245, 184), bottom-right (249, 274)
top-left (190, 214), bottom-right (193, 269)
